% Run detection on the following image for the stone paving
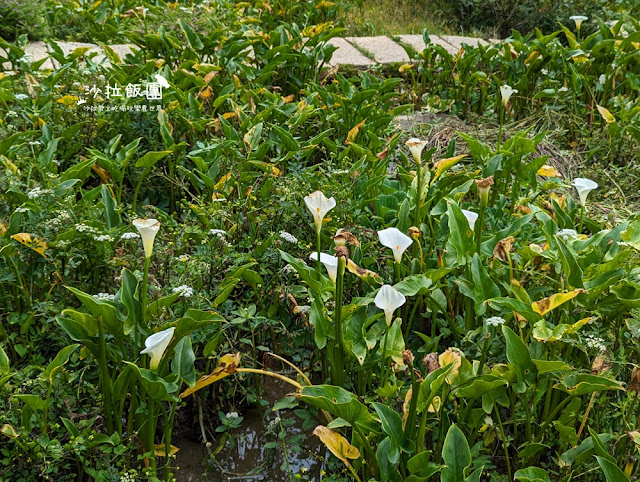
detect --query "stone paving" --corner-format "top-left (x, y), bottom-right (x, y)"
top-left (1, 34), bottom-right (496, 69)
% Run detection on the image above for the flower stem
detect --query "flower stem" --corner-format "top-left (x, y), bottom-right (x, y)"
top-left (316, 229), bottom-right (322, 276)
top-left (332, 257), bottom-right (346, 386)
top-left (578, 205), bottom-right (585, 234)
top-left (139, 256), bottom-right (150, 354)
top-left (97, 315), bottom-right (114, 434)
top-left (498, 104), bottom-right (504, 148)
top-left (494, 404), bottom-right (512, 481)
top-left (477, 331), bottom-right (491, 375)
top-left (475, 205), bottom-right (485, 253)
top-left (415, 160), bottom-right (422, 228)
top-left (380, 327), bottom-right (390, 389)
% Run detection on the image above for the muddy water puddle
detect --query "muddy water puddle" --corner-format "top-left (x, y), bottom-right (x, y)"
top-left (173, 371), bottom-right (328, 481)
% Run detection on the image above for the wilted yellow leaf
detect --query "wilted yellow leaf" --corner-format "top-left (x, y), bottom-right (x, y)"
top-left (214, 172), bottom-right (232, 191)
top-left (92, 163), bottom-right (111, 182)
top-left (180, 353), bottom-right (241, 398)
top-left (282, 94), bottom-right (295, 103)
top-left (596, 105), bottom-right (616, 124)
top-left (56, 95), bottom-right (78, 107)
top-left (199, 86), bottom-right (213, 99)
top-left (439, 348), bottom-right (462, 384)
top-left (346, 259), bottom-right (381, 283)
top-left (345, 118), bottom-right (366, 145)
top-left (1, 424), bottom-right (18, 439)
top-left (313, 426), bottom-right (360, 465)
top-left (531, 289), bottom-right (587, 316)
top-left (154, 444), bottom-right (180, 457)
top-left (11, 233), bottom-right (48, 258)
top-left (431, 155), bottom-right (466, 184)
top-left (0, 223), bottom-right (6, 236)
top-left (537, 165), bottom-right (562, 177)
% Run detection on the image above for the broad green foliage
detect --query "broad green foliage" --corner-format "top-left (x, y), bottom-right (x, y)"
top-left (1, 1), bottom-right (640, 481)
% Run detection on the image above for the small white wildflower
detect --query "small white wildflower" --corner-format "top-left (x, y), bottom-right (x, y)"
top-left (209, 229), bottom-right (226, 237)
top-left (558, 86), bottom-right (569, 92)
top-left (7, 110), bottom-right (18, 118)
top-left (93, 292), bottom-right (115, 301)
top-left (172, 285), bottom-right (194, 298)
top-left (486, 316), bottom-right (506, 327)
top-left (28, 187), bottom-right (53, 198)
top-left (225, 411), bottom-right (239, 419)
top-left (120, 232), bottom-right (140, 240)
top-left (584, 334), bottom-right (606, 351)
top-left (557, 229), bottom-right (578, 241)
top-left (179, 255), bottom-right (189, 262)
top-left (93, 234), bottom-right (114, 242)
top-left (28, 141), bottom-right (41, 146)
top-left (211, 197), bottom-right (227, 203)
top-left (279, 231), bottom-right (298, 244)
top-left (75, 223), bottom-right (98, 234)
top-left (282, 264), bottom-right (295, 275)
top-left (14, 206), bottom-right (30, 213)
top-left (14, 93), bottom-right (29, 100)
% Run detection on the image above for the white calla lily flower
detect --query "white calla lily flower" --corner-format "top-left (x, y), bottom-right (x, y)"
top-left (572, 178), bottom-right (598, 206)
top-left (405, 138), bottom-right (428, 164)
top-left (375, 284), bottom-right (407, 326)
top-left (461, 209), bottom-right (479, 231)
top-left (500, 84), bottom-right (518, 107)
top-left (378, 227), bottom-right (413, 264)
top-left (141, 327), bottom-right (175, 370)
top-left (570, 15), bottom-right (588, 30)
top-left (132, 218), bottom-right (160, 258)
top-left (310, 252), bottom-right (339, 282)
top-left (155, 74), bottom-right (170, 89)
top-left (304, 191), bottom-right (336, 233)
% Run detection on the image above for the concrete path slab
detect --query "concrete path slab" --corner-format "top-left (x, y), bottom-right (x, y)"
top-left (3, 35), bottom-right (497, 70)
top-left (441, 35), bottom-right (487, 50)
top-left (346, 36), bottom-right (410, 64)
top-left (326, 38), bottom-right (373, 67)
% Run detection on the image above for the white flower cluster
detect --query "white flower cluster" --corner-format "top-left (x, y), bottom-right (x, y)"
top-left (172, 285), bottom-right (194, 298)
top-left (279, 231), bottom-right (298, 244)
top-left (282, 264), bottom-right (295, 275)
top-left (7, 111), bottom-right (18, 118)
top-left (28, 187), bottom-right (54, 199)
top-left (557, 229), bottom-right (578, 241)
top-left (486, 316), bottom-right (506, 327)
top-left (93, 293), bottom-right (115, 301)
top-left (43, 211), bottom-right (72, 230)
top-left (225, 411), bottom-right (239, 419)
top-left (120, 232), bottom-right (140, 240)
top-left (14, 93), bottom-right (29, 100)
top-left (75, 223), bottom-right (98, 234)
top-left (209, 229), bottom-right (226, 237)
top-left (584, 334), bottom-right (606, 352)
top-left (93, 234), bottom-right (114, 242)
top-left (14, 207), bottom-right (30, 214)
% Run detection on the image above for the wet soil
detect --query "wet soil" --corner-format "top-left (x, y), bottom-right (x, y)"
top-left (172, 369), bottom-right (328, 481)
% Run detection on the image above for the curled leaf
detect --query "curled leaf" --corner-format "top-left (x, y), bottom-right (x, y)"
top-left (180, 353), bottom-right (240, 398)
top-left (313, 425), bottom-right (360, 465)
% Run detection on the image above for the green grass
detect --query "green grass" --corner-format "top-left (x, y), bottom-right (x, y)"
top-left (342, 0), bottom-right (486, 37)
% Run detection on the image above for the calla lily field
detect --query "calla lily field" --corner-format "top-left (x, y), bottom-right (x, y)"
top-left (2, 0), bottom-right (640, 481)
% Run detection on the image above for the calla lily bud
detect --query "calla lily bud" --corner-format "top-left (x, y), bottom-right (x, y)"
top-left (374, 284), bottom-right (406, 326)
top-left (304, 191), bottom-right (336, 234)
top-left (500, 84), bottom-right (518, 107)
top-left (133, 218), bottom-right (160, 258)
top-left (310, 252), bottom-right (339, 282)
top-left (141, 327), bottom-right (175, 370)
top-left (378, 227), bottom-right (413, 264)
top-left (475, 176), bottom-right (494, 207)
top-left (571, 178), bottom-right (598, 206)
top-left (461, 210), bottom-right (479, 231)
top-left (405, 138), bottom-right (428, 164)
